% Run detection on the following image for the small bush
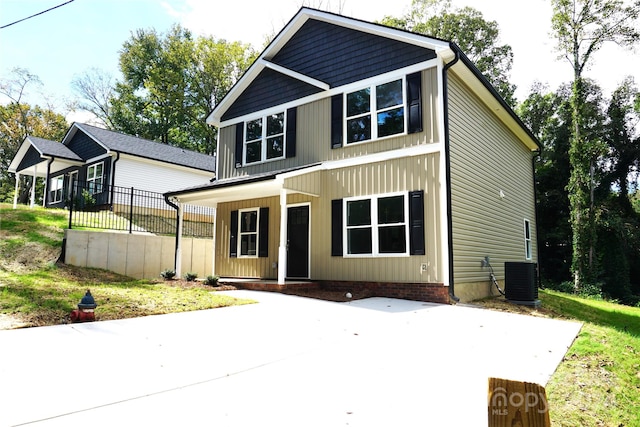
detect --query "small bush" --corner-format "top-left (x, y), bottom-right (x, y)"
top-left (160, 269), bottom-right (176, 280)
top-left (184, 272), bottom-right (198, 282)
top-left (204, 275), bottom-right (219, 287)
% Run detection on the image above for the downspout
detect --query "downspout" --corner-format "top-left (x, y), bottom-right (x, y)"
top-left (531, 150), bottom-right (542, 289)
top-left (110, 152), bottom-right (120, 207)
top-left (443, 47), bottom-right (460, 303)
top-left (44, 157), bottom-right (54, 207)
top-left (164, 195), bottom-right (181, 274)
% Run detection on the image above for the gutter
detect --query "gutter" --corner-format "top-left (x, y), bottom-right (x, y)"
top-left (44, 157), bottom-right (54, 207)
top-left (443, 46), bottom-right (460, 303)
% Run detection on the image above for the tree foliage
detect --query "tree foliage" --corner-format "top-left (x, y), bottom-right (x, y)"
top-left (379, 0), bottom-right (516, 105)
top-left (550, 0), bottom-right (640, 289)
top-left (520, 78), bottom-right (640, 303)
top-left (0, 69), bottom-right (68, 204)
top-left (88, 24), bottom-right (258, 154)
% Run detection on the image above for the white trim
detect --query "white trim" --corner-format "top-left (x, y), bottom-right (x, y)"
top-left (242, 111), bottom-right (287, 166)
top-left (260, 59), bottom-right (330, 90)
top-left (343, 77), bottom-right (407, 145)
top-left (342, 191), bottom-right (410, 258)
top-left (214, 59), bottom-right (439, 128)
top-left (524, 218), bottom-right (532, 260)
top-left (238, 207), bottom-right (260, 258)
top-left (49, 175), bottom-right (64, 203)
top-left (286, 202), bottom-right (311, 279)
top-left (278, 190), bottom-right (287, 283)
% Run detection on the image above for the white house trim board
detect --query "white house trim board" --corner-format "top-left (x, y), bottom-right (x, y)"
top-left (215, 59), bottom-right (440, 128)
top-left (259, 59), bottom-right (330, 90)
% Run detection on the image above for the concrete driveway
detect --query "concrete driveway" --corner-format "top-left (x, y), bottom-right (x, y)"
top-left (0, 291), bottom-right (581, 426)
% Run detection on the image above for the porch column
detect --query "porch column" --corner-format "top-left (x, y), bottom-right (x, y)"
top-left (13, 173), bottom-right (20, 209)
top-left (277, 189), bottom-right (287, 284)
top-left (211, 207), bottom-right (217, 276)
top-left (175, 203), bottom-right (184, 277)
top-left (30, 165), bottom-right (37, 208)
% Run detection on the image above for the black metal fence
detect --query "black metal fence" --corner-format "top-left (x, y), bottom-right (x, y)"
top-left (68, 182), bottom-right (214, 238)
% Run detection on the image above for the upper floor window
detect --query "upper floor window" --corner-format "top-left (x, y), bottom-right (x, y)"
top-left (87, 162), bottom-right (103, 194)
top-left (245, 112), bottom-right (285, 165)
top-left (345, 79), bottom-right (405, 144)
top-left (49, 176), bottom-right (64, 203)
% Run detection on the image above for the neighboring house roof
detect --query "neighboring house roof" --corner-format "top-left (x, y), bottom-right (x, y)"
top-left (206, 7), bottom-right (539, 151)
top-left (27, 136), bottom-right (83, 162)
top-left (8, 136), bottom-right (84, 175)
top-left (64, 123), bottom-right (216, 173)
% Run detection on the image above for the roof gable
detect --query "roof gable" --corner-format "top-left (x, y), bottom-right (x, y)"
top-left (270, 19), bottom-right (436, 88)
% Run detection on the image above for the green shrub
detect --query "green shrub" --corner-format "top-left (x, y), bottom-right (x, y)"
top-left (184, 272), bottom-right (198, 282)
top-left (204, 275), bottom-right (219, 287)
top-left (160, 269), bottom-right (176, 280)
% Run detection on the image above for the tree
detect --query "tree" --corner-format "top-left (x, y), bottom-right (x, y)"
top-left (70, 67), bottom-right (116, 128)
top-left (0, 69), bottom-right (68, 204)
top-left (110, 24), bottom-right (257, 154)
top-left (551, 0), bottom-right (640, 289)
top-left (379, 0), bottom-right (517, 105)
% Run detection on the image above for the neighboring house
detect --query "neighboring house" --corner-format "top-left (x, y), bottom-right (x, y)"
top-left (9, 122), bottom-right (216, 210)
top-left (166, 8), bottom-right (540, 303)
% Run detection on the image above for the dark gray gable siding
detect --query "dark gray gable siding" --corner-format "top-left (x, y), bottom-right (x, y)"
top-left (17, 146), bottom-right (44, 171)
top-left (221, 68), bottom-right (322, 121)
top-left (67, 131), bottom-right (107, 160)
top-left (271, 19), bottom-right (436, 88)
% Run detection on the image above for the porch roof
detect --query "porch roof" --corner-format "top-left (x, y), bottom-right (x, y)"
top-left (8, 136), bottom-right (83, 177)
top-left (165, 163), bottom-right (321, 207)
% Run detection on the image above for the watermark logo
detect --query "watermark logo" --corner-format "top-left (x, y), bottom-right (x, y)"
top-left (489, 386), bottom-right (549, 417)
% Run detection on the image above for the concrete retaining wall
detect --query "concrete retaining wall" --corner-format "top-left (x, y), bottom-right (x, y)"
top-left (63, 230), bottom-right (213, 280)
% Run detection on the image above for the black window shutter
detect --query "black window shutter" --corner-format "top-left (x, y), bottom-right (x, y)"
top-left (230, 210), bottom-right (238, 258)
top-left (235, 123), bottom-right (244, 168)
top-left (409, 190), bottom-right (425, 255)
top-left (331, 199), bottom-right (343, 256)
top-left (406, 72), bottom-right (423, 134)
top-left (258, 207), bottom-right (269, 257)
top-left (286, 107), bottom-right (297, 158)
top-left (331, 94), bottom-right (343, 149)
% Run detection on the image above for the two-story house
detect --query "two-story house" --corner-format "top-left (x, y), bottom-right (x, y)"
top-left (165, 8), bottom-right (540, 303)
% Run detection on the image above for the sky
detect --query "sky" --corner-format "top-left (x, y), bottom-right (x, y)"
top-left (0, 0), bottom-right (638, 122)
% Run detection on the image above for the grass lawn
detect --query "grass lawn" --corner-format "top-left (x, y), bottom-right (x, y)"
top-left (0, 203), bottom-right (252, 328)
top-left (478, 291), bottom-right (640, 426)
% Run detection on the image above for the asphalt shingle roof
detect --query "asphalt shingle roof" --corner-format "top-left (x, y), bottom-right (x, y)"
top-left (28, 136), bottom-right (83, 162)
top-left (74, 123), bottom-right (216, 173)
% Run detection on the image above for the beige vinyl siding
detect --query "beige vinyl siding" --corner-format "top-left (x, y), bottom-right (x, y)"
top-left (448, 73), bottom-right (537, 292)
top-left (307, 155), bottom-right (443, 283)
top-left (216, 67), bottom-right (441, 180)
top-left (215, 196), bottom-right (281, 279)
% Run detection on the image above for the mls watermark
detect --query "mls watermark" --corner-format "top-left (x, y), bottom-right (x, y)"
top-left (489, 386), bottom-right (549, 416)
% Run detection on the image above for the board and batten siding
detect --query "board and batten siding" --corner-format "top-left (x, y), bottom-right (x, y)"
top-left (112, 155), bottom-right (213, 194)
top-left (447, 73), bottom-right (537, 301)
top-left (214, 154), bottom-right (443, 283)
top-left (216, 67), bottom-right (441, 180)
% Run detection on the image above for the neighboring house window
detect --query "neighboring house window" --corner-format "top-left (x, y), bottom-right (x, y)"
top-left (87, 162), bottom-right (103, 194)
top-left (345, 79), bottom-right (405, 144)
top-left (244, 112), bottom-right (285, 164)
top-left (343, 192), bottom-right (409, 257)
top-left (49, 176), bottom-right (64, 203)
top-left (524, 219), bottom-right (532, 260)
